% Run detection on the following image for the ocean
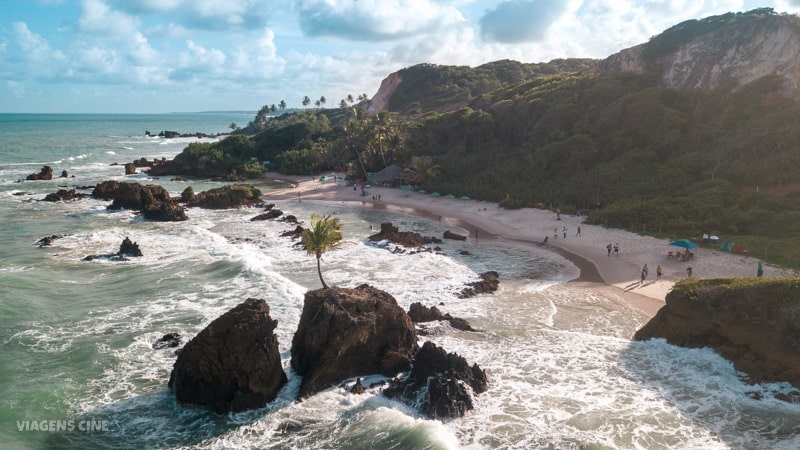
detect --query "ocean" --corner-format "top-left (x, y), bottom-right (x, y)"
top-left (1, 113), bottom-right (799, 449)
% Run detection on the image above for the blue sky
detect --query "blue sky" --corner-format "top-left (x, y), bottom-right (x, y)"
top-left (0, 0), bottom-right (792, 113)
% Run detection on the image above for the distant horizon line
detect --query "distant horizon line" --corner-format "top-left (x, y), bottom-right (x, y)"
top-left (0, 110), bottom-right (259, 115)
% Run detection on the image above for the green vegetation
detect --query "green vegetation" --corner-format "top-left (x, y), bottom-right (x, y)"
top-left (164, 13), bottom-right (800, 269)
top-left (301, 214), bottom-right (344, 289)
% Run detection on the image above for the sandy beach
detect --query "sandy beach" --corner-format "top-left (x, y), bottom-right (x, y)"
top-left (262, 173), bottom-right (797, 317)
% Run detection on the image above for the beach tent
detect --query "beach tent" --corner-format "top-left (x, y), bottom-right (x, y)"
top-left (459, 195), bottom-right (471, 200)
top-left (670, 239), bottom-right (698, 249)
top-left (418, 189), bottom-right (427, 194)
top-left (445, 194), bottom-right (455, 198)
top-left (430, 191), bottom-right (440, 196)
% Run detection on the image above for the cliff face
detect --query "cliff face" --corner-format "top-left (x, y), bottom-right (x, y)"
top-left (366, 72), bottom-right (402, 114)
top-left (635, 278), bottom-right (800, 390)
top-left (591, 11), bottom-right (800, 98)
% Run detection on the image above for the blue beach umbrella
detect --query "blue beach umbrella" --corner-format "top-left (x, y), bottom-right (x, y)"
top-left (670, 239), bottom-right (698, 249)
top-left (430, 191), bottom-right (440, 196)
top-left (417, 189), bottom-right (427, 194)
top-left (459, 195), bottom-right (470, 200)
top-left (401, 185), bottom-right (412, 191)
top-left (444, 194), bottom-right (455, 198)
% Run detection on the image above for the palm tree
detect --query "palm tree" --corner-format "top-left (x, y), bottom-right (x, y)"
top-left (301, 214), bottom-right (343, 289)
top-left (404, 156), bottom-right (441, 186)
top-left (279, 100), bottom-right (286, 110)
top-left (319, 96), bottom-right (326, 107)
top-left (347, 94), bottom-right (354, 105)
top-left (302, 96), bottom-right (311, 108)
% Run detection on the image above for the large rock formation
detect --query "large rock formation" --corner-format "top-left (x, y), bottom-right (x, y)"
top-left (368, 222), bottom-right (425, 248)
top-left (458, 271), bottom-right (500, 298)
top-left (591, 9), bottom-right (800, 99)
top-left (185, 184), bottom-right (263, 209)
top-left (384, 341), bottom-right (488, 419)
top-left (168, 298), bottom-right (287, 413)
top-left (635, 278), bottom-right (800, 389)
top-left (26, 165), bottom-right (53, 181)
top-left (290, 285), bottom-right (418, 398)
top-left (91, 180), bottom-right (187, 221)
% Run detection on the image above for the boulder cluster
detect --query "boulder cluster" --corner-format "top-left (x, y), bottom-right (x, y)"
top-left (169, 284), bottom-right (488, 418)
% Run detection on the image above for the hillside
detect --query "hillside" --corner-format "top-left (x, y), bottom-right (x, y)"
top-left (159, 8), bottom-right (800, 268)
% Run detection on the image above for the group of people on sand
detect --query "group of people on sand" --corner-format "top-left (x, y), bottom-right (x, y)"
top-left (605, 242), bottom-right (619, 257)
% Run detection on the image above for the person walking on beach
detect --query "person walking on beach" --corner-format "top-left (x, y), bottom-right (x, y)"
top-left (613, 242), bottom-right (619, 256)
top-left (757, 261), bottom-right (763, 277)
top-left (656, 264), bottom-right (662, 279)
top-left (576, 226), bottom-right (581, 237)
top-left (641, 264), bottom-right (649, 284)
top-left (563, 226), bottom-right (567, 239)
top-left (554, 228), bottom-right (558, 239)
top-left (606, 243), bottom-right (612, 257)
top-left (686, 266), bottom-right (692, 278)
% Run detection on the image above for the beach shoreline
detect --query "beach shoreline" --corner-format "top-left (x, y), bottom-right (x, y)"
top-left (261, 172), bottom-right (795, 318)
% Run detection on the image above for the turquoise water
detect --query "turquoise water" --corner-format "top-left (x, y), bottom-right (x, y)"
top-left (1, 114), bottom-right (800, 449)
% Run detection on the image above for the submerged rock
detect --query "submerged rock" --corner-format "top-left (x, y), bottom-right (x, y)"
top-left (168, 298), bottom-right (287, 413)
top-left (368, 222), bottom-right (425, 248)
top-left (153, 333), bottom-right (182, 350)
top-left (290, 285), bottom-right (417, 398)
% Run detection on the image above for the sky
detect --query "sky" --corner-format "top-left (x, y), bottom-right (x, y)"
top-left (1, 0), bottom-right (797, 113)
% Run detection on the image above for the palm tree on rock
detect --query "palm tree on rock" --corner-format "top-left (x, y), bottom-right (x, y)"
top-left (302, 214), bottom-right (343, 289)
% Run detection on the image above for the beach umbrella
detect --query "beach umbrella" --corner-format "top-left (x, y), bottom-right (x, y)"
top-left (401, 185), bottom-right (412, 191)
top-left (430, 191), bottom-right (440, 196)
top-left (417, 189), bottom-right (427, 194)
top-left (445, 194), bottom-right (455, 198)
top-left (670, 239), bottom-right (698, 249)
top-left (459, 195), bottom-right (470, 200)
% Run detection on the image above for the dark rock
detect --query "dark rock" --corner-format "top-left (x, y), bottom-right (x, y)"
top-left (350, 378), bottom-right (366, 395)
top-left (384, 341), bottom-right (488, 419)
top-left (36, 234), bottom-right (67, 247)
top-left (368, 222), bottom-right (425, 248)
top-left (290, 285), bottom-right (418, 398)
top-left (143, 201), bottom-right (188, 221)
top-left (118, 236), bottom-right (143, 257)
top-left (282, 215), bottom-right (299, 224)
top-left (91, 180), bottom-right (187, 221)
top-left (408, 302), bottom-right (476, 331)
top-left (443, 230), bottom-right (467, 241)
top-left (252, 209), bottom-right (283, 221)
top-left (153, 333), bottom-right (182, 350)
top-left (180, 186), bottom-right (195, 203)
top-left (634, 278), bottom-right (800, 391)
top-left (458, 271), bottom-right (500, 298)
top-left (168, 298), bottom-right (287, 413)
top-left (26, 166), bottom-right (53, 181)
top-left (185, 184), bottom-right (263, 209)
top-left (280, 225), bottom-right (305, 240)
top-left (59, 170), bottom-right (69, 178)
top-left (43, 189), bottom-right (80, 202)
top-left (124, 163), bottom-right (137, 175)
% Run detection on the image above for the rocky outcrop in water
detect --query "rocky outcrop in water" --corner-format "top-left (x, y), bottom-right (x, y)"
top-left (83, 236), bottom-right (144, 261)
top-left (290, 285), bottom-right (418, 398)
top-left (43, 189), bottom-right (82, 202)
top-left (408, 302), bottom-right (476, 331)
top-left (26, 166), bottom-right (53, 181)
top-left (184, 184), bottom-right (263, 209)
top-left (384, 341), bottom-right (488, 419)
top-left (153, 333), bottom-right (182, 350)
top-left (635, 278), bottom-right (800, 391)
top-left (368, 222), bottom-right (425, 248)
top-left (458, 271), bottom-right (500, 298)
top-left (168, 298), bottom-right (287, 413)
top-left (443, 230), bottom-right (467, 241)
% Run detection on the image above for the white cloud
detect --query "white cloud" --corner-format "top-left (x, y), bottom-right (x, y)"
top-left (11, 22), bottom-right (67, 73)
top-left (295, 0), bottom-right (466, 41)
top-left (479, 0), bottom-right (569, 44)
top-left (78, 0), bottom-right (139, 36)
top-left (112, 0), bottom-right (274, 30)
top-left (127, 32), bottom-right (160, 65)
